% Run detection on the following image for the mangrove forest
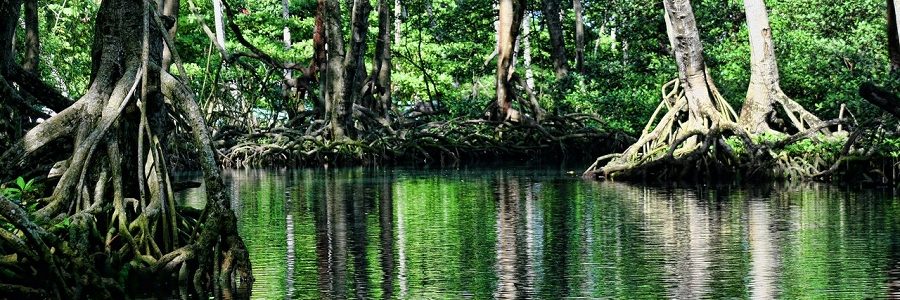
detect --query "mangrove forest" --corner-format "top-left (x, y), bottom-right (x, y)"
top-left (2, 0), bottom-right (900, 298)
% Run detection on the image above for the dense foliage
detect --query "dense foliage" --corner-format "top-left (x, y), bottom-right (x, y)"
top-left (5, 0), bottom-right (900, 165)
top-left (15, 0), bottom-right (894, 136)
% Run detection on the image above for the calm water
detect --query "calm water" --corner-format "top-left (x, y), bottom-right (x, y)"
top-left (180, 168), bottom-right (900, 299)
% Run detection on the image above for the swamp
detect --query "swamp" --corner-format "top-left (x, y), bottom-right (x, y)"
top-left (2, 0), bottom-right (900, 298)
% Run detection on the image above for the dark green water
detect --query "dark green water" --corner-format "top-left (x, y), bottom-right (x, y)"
top-left (180, 168), bottom-right (900, 299)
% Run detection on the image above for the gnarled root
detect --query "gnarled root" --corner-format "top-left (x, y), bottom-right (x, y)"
top-left (0, 1), bottom-right (252, 297)
top-left (585, 73), bottom-right (847, 181)
top-left (585, 74), bottom-right (747, 180)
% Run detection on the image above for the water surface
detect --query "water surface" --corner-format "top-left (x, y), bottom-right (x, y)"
top-left (182, 168), bottom-right (900, 299)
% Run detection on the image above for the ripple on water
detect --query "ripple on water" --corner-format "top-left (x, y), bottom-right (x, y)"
top-left (175, 169), bottom-right (900, 299)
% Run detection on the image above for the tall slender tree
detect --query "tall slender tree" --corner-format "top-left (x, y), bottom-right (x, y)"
top-left (739, 0), bottom-right (824, 134)
top-left (371, 0), bottom-right (393, 120)
top-left (542, 0), bottom-right (568, 79)
top-left (322, 0), bottom-right (348, 139)
top-left (23, 0), bottom-right (39, 73)
top-left (573, 0), bottom-right (585, 72)
top-left (212, 0), bottom-right (226, 50)
top-left (495, 0), bottom-right (526, 120)
top-left (888, 0), bottom-right (900, 71)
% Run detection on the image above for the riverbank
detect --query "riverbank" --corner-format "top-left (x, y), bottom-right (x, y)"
top-left (166, 115), bottom-right (632, 170)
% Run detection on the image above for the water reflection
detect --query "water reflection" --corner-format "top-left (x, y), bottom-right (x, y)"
top-left (181, 169), bottom-right (900, 299)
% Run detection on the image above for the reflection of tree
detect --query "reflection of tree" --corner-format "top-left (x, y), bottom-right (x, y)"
top-left (579, 182), bottom-right (597, 296)
top-left (648, 188), bottom-right (713, 299)
top-left (379, 174), bottom-right (395, 299)
top-left (540, 179), bottom-right (573, 298)
top-left (598, 183), bottom-right (715, 298)
top-left (524, 180), bottom-right (544, 297)
top-left (394, 180), bottom-right (408, 298)
top-left (349, 175), bottom-right (370, 298)
top-left (285, 173), bottom-right (295, 299)
top-left (315, 171), bottom-right (347, 299)
top-left (493, 175), bottom-right (521, 299)
top-left (218, 170), bottom-right (900, 299)
top-left (749, 199), bottom-right (776, 299)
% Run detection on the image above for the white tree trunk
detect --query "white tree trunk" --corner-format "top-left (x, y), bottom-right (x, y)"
top-left (739, 0), bottom-right (823, 133)
top-left (212, 0), bottom-right (226, 51)
top-left (393, 0), bottom-right (402, 45)
top-left (739, 0), bottom-right (779, 133)
top-left (522, 12), bottom-right (535, 91)
top-left (282, 0), bottom-right (292, 96)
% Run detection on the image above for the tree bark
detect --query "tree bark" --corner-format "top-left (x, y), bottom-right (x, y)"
top-left (542, 0), bottom-right (568, 79)
top-left (371, 0), bottom-right (393, 120)
top-left (0, 0), bottom-right (252, 296)
top-left (739, 0), bottom-right (823, 134)
top-left (495, 0), bottom-right (526, 120)
top-left (212, 0), bottom-right (226, 51)
top-left (393, 0), bottom-right (402, 45)
top-left (0, 0), bottom-right (21, 75)
top-left (889, 0), bottom-right (900, 71)
top-left (341, 0), bottom-right (372, 138)
top-left (322, 0), bottom-right (349, 139)
top-left (158, 0), bottom-right (179, 71)
top-left (573, 0), bottom-right (585, 72)
top-left (23, 0), bottom-right (39, 73)
top-left (664, 0), bottom-right (718, 125)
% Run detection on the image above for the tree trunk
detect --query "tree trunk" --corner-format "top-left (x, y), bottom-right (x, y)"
top-left (158, 0), bottom-right (179, 71)
top-left (573, 0), bottom-right (585, 72)
top-left (322, 0), bottom-right (350, 139)
top-left (212, 0), bottom-right (226, 50)
top-left (281, 0), bottom-right (293, 103)
top-left (521, 12), bottom-right (543, 122)
top-left (425, 0), bottom-right (440, 41)
top-left (542, 0), bottom-right (568, 79)
top-left (739, 0), bottom-right (779, 133)
top-left (495, 0), bottom-right (526, 120)
top-left (0, 0), bottom-right (251, 296)
top-left (393, 0), bottom-right (402, 45)
top-left (371, 0), bottom-right (393, 120)
top-left (313, 0), bottom-right (326, 119)
top-left (664, 0), bottom-right (718, 126)
top-left (889, 0), bottom-right (900, 71)
top-left (23, 0), bottom-right (39, 73)
top-left (523, 12), bottom-right (536, 92)
top-left (336, 0), bottom-right (371, 139)
top-left (0, 0), bottom-right (21, 76)
top-left (738, 0), bottom-right (823, 134)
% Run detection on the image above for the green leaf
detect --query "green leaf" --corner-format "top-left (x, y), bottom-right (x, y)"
top-left (15, 177), bottom-right (25, 190)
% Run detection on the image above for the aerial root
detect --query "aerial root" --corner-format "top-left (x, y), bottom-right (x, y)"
top-left (583, 72), bottom-right (843, 180)
top-left (213, 107), bottom-right (615, 167)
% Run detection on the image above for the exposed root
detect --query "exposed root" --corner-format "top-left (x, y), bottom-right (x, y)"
top-left (585, 73), bottom-right (844, 181)
top-left (212, 106), bottom-right (621, 167)
top-left (0, 1), bottom-right (251, 297)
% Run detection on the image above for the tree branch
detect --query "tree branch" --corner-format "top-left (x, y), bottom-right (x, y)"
top-left (860, 82), bottom-right (900, 119)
